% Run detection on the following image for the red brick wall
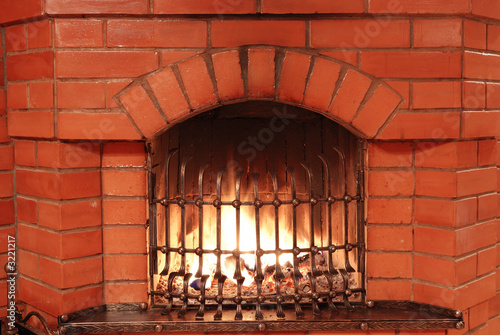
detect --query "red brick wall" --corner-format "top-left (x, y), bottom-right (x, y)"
top-left (1, 1), bottom-right (499, 334)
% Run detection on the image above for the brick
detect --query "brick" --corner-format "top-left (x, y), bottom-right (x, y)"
top-left (414, 283), bottom-right (458, 309)
top-left (414, 255), bottom-right (457, 286)
top-left (247, 48), bottom-right (275, 99)
top-left (413, 19), bottom-right (462, 47)
top-left (462, 111), bottom-right (500, 138)
top-left (0, 227), bottom-right (15, 253)
top-left (45, 0), bottom-right (149, 14)
top-left (103, 199), bottom-right (147, 225)
top-left (486, 83), bottom-right (500, 109)
top-left (463, 81), bottom-right (486, 109)
top-left (329, 69), bottom-right (372, 123)
top-left (106, 81), bottom-right (132, 108)
top-left (57, 112), bottom-right (142, 140)
top-left (311, 20), bottom-right (410, 48)
top-left (458, 274), bottom-right (497, 310)
top-left (154, 0), bottom-right (255, 13)
top-left (211, 21), bottom-right (306, 47)
top-left (465, 20), bottom-right (487, 49)
top-left (8, 111), bottom-right (54, 139)
top-left (368, 170), bottom-right (414, 196)
top-left (212, 50), bottom-right (245, 102)
top-left (415, 141), bottom-right (477, 169)
top-left (320, 51), bottom-right (358, 67)
top-left (103, 255), bottom-right (147, 280)
top-left (456, 254), bottom-right (479, 284)
top-left (412, 81), bottom-right (461, 109)
top-left (103, 226), bottom-right (147, 254)
top-left (39, 256), bottom-right (102, 289)
top-left (7, 51), bottom-right (54, 81)
top-left (369, 0), bottom-right (469, 13)
top-left (7, 83), bottom-right (28, 109)
top-left (178, 56), bottom-right (217, 110)
top-left (414, 226), bottom-right (457, 256)
top-left (146, 67), bottom-right (190, 123)
top-left (0, 65), bottom-right (3, 88)
top-left (19, 277), bottom-right (102, 316)
top-left (38, 141), bottom-right (101, 169)
top-left (18, 249), bottom-right (38, 279)
top-left (352, 84), bottom-right (401, 138)
top-left (57, 82), bottom-right (106, 109)
top-left (104, 282), bottom-right (147, 304)
top-left (367, 226), bottom-right (413, 251)
top-left (477, 247), bottom-right (496, 276)
top-left (107, 20), bottom-right (206, 48)
top-left (368, 142), bottom-right (413, 167)
top-left (367, 253), bottom-right (412, 278)
top-left (416, 170), bottom-right (457, 197)
top-left (18, 224), bottom-right (102, 259)
top-left (367, 198), bottom-right (412, 224)
top-left (473, 0), bottom-right (500, 20)
top-left (0, 91), bottom-right (5, 115)
top-left (160, 50), bottom-right (202, 67)
top-left (0, 200), bottom-right (15, 225)
top-left (102, 142), bottom-right (146, 168)
top-left (0, 173), bottom-right (14, 197)
top-left (27, 21), bottom-right (52, 49)
top-left (303, 58), bottom-right (342, 111)
top-left (478, 140), bottom-right (497, 166)
top-left (464, 51), bottom-right (500, 80)
top-left (0, 119), bottom-right (8, 143)
top-left (17, 197), bottom-right (37, 223)
top-left (55, 19), bottom-right (104, 47)
top-left (386, 81), bottom-right (410, 109)
top-left (488, 25), bottom-right (500, 51)
top-left (488, 294), bottom-right (500, 319)
top-left (415, 198), bottom-right (477, 228)
top-left (478, 194), bottom-right (498, 221)
top-left (29, 82), bottom-right (54, 109)
top-left (457, 220), bottom-right (497, 255)
top-left (120, 84), bottom-right (167, 138)
top-left (262, 0), bottom-right (364, 13)
top-left (16, 169), bottom-right (101, 200)
top-left (0, 0), bottom-right (43, 24)
top-left (277, 52), bottom-right (311, 104)
top-left (0, 145), bottom-right (14, 169)
top-left (102, 170), bottom-right (146, 196)
top-left (366, 279), bottom-right (412, 300)
top-left (457, 168), bottom-right (497, 196)
top-left (56, 51), bottom-right (158, 78)
top-left (39, 200), bottom-right (101, 230)
top-left (5, 25), bottom-right (26, 52)
top-left (378, 112), bottom-right (461, 140)
top-left (361, 51), bottom-right (462, 79)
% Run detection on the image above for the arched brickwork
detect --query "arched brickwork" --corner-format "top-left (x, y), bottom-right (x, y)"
top-left (116, 46), bottom-right (403, 140)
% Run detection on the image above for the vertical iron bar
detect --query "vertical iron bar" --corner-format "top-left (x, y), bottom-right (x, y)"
top-left (178, 156), bottom-right (193, 276)
top-left (214, 168), bottom-right (226, 280)
top-left (325, 273), bottom-right (339, 314)
top-left (177, 273), bottom-right (192, 318)
top-left (357, 140), bottom-right (366, 300)
top-left (286, 167), bottom-right (304, 318)
top-left (196, 163), bottom-right (210, 278)
top-left (159, 149), bottom-right (178, 276)
top-left (339, 269), bottom-right (355, 311)
top-left (234, 171), bottom-right (244, 321)
top-left (332, 147), bottom-right (355, 273)
top-left (301, 162), bottom-right (321, 315)
top-left (214, 275), bottom-right (227, 320)
top-left (252, 173), bottom-right (264, 320)
top-left (147, 145), bottom-right (157, 308)
top-left (195, 275), bottom-right (209, 319)
top-left (318, 155), bottom-right (337, 276)
top-left (269, 170), bottom-right (284, 318)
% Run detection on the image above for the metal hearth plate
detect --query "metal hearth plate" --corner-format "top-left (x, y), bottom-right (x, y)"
top-left (57, 301), bottom-right (464, 333)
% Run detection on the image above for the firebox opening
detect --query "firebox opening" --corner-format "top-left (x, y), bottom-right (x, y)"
top-left (148, 102), bottom-right (365, 319)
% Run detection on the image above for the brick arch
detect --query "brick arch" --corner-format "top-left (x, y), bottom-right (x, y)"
top-left (116, 46), bottom-right (403, 140)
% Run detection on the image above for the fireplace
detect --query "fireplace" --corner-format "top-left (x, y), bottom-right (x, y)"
top-left (148, 104), bottom-right (365, 320)
top-left (1, 1), bottom-right (500, 335)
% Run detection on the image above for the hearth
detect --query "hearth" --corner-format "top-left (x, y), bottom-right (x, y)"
top-left (148, 104), bottom-right (365, 320)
